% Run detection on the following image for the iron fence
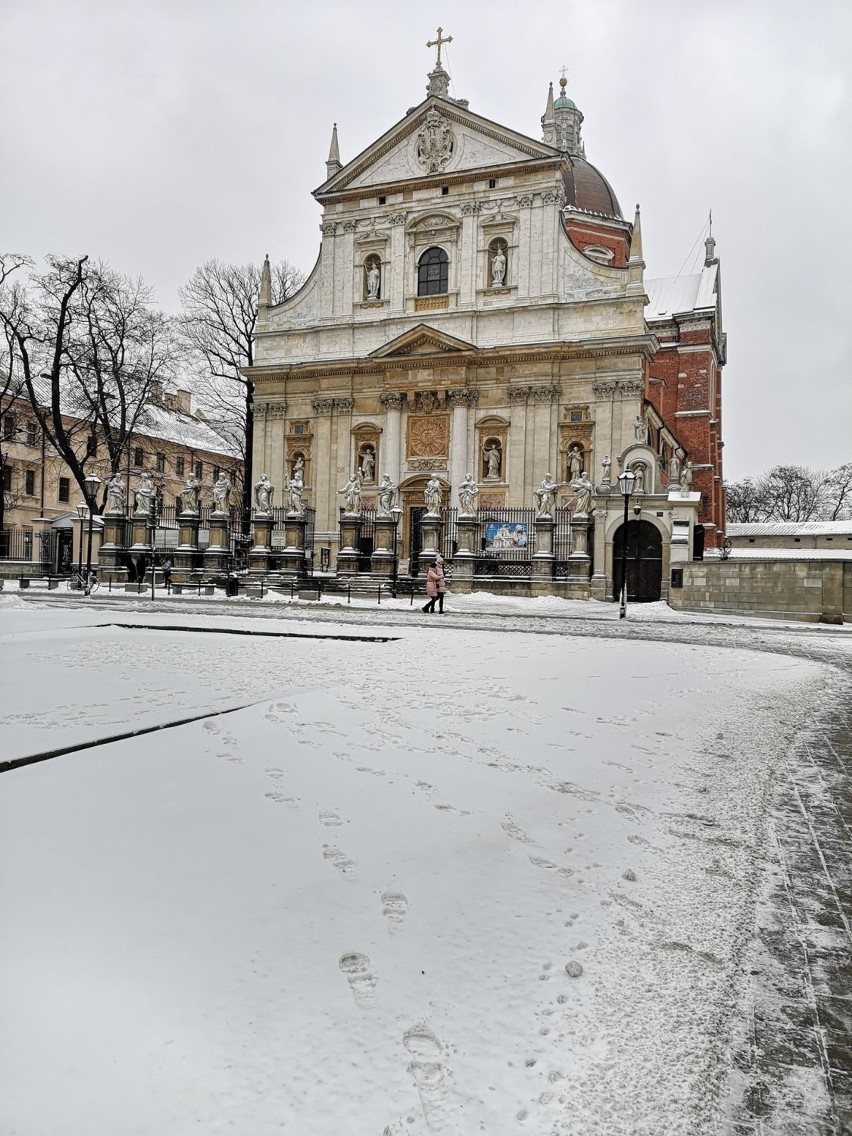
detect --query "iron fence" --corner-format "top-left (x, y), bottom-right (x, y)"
top-left (0, 527), bottom-right (34, 561)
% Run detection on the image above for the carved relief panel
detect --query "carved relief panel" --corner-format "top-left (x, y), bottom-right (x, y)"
top-left (407, 415), bottom-right (449, 462)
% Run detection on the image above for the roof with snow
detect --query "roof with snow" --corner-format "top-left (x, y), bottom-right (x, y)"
top-left (645, 262), bottom-right (718, 322)
top-left (727, 521), bottom-right (852, 537)
top-left (135, 404), bottom-right (233, 457)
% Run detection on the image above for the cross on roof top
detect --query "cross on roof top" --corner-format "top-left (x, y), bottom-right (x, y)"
top-left (427, 27), bottom-right (452, 69)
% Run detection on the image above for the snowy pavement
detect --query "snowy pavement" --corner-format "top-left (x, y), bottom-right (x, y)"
top-left (1, 591), bottom-right (851, 1135)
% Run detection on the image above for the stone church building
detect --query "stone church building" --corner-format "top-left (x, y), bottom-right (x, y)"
top-left (246, 51), bottom-right (725, 600)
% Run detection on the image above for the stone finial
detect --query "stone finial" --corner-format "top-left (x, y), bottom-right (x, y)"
top-left (326, 122), bottom-right (342, 179)
top-left (627, 205), bottom-right (646, 296)
top-left (258, 253), bottom-right (272, 308)
top-left (704, 212), bottom-right (717, 266)
top-left (541, 81), bottom-right (557, 145)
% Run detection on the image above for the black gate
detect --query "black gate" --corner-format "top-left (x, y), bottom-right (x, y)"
top-left (612, 520), bottom-right (663, 602)
top-left (358, 508), bottom-right (376, 572)
top-left (409, 506), bottom-right (426, 575)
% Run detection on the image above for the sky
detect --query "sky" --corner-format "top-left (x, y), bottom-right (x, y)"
top-left (2, 0), bottom-right (850, 480)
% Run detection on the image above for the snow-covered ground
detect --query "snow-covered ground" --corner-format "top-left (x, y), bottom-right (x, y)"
top-left (0, 599), bottom-right (832, 1134)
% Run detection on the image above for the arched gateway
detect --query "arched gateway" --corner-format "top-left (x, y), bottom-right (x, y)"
top-left (612, 520), bottom-right (663, 602)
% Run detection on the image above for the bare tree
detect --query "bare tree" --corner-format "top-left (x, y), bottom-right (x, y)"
top-left (178, 258), bottom-right (304, 519)
top-left (726, 463), bottom-right (852, 524)
top-left (0, 253), bottom-right (179, 513)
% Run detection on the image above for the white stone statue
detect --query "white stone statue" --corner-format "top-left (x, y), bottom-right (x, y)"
top-left (105, 472), bottom-right (126, 513)
top-left (534, 473), bottom-right (559, 519)
top-left (377, 474), bottom-right (398, 518)
top-left (424, 475), bottom-right (442, 515)
top-left (212, 472), bottom-right (232, 513)
top-left (134, 471), bottom-right (156, 517)
top-left (601, 454), bottom-right (612, 483)
top-left (571, 471), bottom-right (593, 516)
top-left (366, 261), bottom-right (380, 301)
top-left (254, 473), bottom-right (274, 513)
top-left (291, 455), bottom-right (305, 482)
top-left (483, 442), bottom-right (501, 480)
top-left (567, 445), bottom-right (583, 482)
top-left (490, 247), bottom-right (507, 287)
top-left (634, 413), bottom-right (649, 444)
top-left (669, 454), bottom-right (681, 481)
top-left (286, 475), bottom-right (305, 516)
top-left (181, 472), bottom-right (201, 514)
top-left (679, 460), bottom-right (694, 491)
top-left (458, 472), bottom-right (479, 516)
top-left (359, 446), bottom-right (375, 483)
top-left (338, 474), bottom-right (361, 515)
top-left (631, 462), bottom-right (645, 494)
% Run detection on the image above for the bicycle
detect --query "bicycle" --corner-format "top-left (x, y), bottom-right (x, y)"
top-left (67, 570), bottom-right (100, 594)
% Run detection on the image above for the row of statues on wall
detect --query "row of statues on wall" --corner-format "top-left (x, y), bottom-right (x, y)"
top-left (106, 470), bottom-right (238, 518)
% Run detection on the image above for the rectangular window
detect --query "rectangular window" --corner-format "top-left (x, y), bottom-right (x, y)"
top-left (488, 178), bottom-right (496, 189)
top-left (155, 452), bottom-right (165, 473)
top-left (194, 461), bottom-right (203, 479)
top-left (26, 422), bottom-right (37, 446)
top-left (2, 465), bottom-right (11, 491)
top-left (23, 529), bottom-right (33, 559)
top-left (25, 469), bottom-right (35, 496)
top-left (2, 414), bottom-right (16, 439)
top-left (133, 447), bottom-right (144, 467)
top-left (294, 424), bottom-right (304, 435)
top-left (175, 456), bottom-right (185, 477)
top-left (213, 465), bottom-right (220, 482)
top-left (58, 476), bottom-right (70, 503)
top-left (441, 186), bottom-right (449, 196)
top-left (378, 195), bottom-right (386, 205)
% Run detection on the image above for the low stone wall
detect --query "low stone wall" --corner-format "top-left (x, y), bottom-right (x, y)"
top-left (669, 558), bottom-right (851, 624)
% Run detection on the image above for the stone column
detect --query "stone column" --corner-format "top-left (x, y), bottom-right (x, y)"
top-left (418, 513), bottom-right (442, 572)
top-left (451, 516), bottom-right (479, 584)
top-left (98, 510), bottom-right (128, 584)
top-left (370, 517), bottom-right (397, 575)
top-left (337, 514), bottom-right (362, 576)
top-left (380, 392), bottom-right (405, 484)
top-left (204, 512), bottom-right (230, 573)
top-left (447, 390), bottom-right (477, 508)
top-left (278, 514), bottom-right (307, 576)
top-left (173, 511), bottom-right (200, 580)
top-left (532, 517), bottom-right (556, 579)
top-left (249, 512), bottom-right (273, 574)
top-left (568, 516), bottom-right (592, 580)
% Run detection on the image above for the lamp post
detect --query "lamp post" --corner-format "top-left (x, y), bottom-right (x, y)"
top-left (390, 504), bottom-right (403, 597)
top-left (82, 473), bottom-right (102, 596)
top-left (148, 495), bottom-right (160, 601)
top-left (75, 502), bottom-right (87, 584)
top-left (617, 469), bottom-right (636, 619)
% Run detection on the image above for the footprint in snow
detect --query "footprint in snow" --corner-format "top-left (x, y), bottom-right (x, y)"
top-left (319, 810), bottom-right (344, 827)
top-left (338, 952), bottom-right (377, 1008)
top-left (381, 892), bottom-right (408, 932)
top-left (403, 1023), bottom-right (450, 1128)
top-left (502, 815), bottom-right (536, 844)
top-left (323, 845), bottom-right (355, 877)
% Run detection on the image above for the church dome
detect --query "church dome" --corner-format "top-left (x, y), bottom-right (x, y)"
top-left (563, 157), bottom-right (622, 219)
top-left (553, 94), bottom-right (576, 110)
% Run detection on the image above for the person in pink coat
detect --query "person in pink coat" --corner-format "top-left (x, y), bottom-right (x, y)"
top-left (422, 561), bottom-right (442, 613)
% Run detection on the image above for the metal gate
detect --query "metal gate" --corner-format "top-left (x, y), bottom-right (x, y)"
top-left (612, 520), bottom-right (662, 602)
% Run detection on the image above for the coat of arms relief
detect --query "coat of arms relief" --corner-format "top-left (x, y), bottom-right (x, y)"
top-left (415, 111), bottom-right (455, 174)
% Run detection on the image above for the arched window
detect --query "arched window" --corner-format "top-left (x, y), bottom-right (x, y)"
top-left (417, 247), bottom-right (448, 296)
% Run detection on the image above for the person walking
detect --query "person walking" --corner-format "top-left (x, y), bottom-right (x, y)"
top-left (435, 558), bottom-right (447, 613)
top-left (161, 557), bottom-right (172, 591)
top-left (422, 561), bottom-right (441, 613)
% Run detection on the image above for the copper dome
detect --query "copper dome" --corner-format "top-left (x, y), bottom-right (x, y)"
top-left (563, 157), bottom-right (622, 219)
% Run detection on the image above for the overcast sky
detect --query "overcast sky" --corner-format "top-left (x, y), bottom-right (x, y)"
top-left (3, 0), bottom-right (850, 479)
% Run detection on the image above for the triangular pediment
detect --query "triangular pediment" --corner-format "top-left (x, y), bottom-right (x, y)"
top-left (316, 97), bottom-right (558, 197)
top-left (369, 324), bottom-right (476, 359)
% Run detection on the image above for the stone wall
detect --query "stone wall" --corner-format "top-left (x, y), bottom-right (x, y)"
top-left (669, 558), bottom-right (852, 624)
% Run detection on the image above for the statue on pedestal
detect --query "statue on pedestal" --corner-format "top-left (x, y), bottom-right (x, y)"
top-left (377, 475), bottom-right (399, 518)
top-left (338, 474), bottom-right (361, 516)
top-left (534, 473), bottom-right (559, 519)
top-left (601, 454), bottom-right (612, 483)
top-left (458, 472), bottom-right (479, 516)
top-left (669, 454), bottom-right (681, 481)
top-left (679, 460), bottom-right (694, 492)
top-left (634, 413), bottom-right (649, 444)
top-left (181, 472), bottom-right (201, 514)
top-left (571, 471), bottom-right (594, 516)
top-left (483, 441), bottom-right (501, 481)
top-left (490, 246), bottom-right (507, 287)
top-left (424, 475), bottom-right (442, 515)
top-left (566, 445), bottom-right (583, 482)
top-left (254, 473), bottom-right (274, 513)
top-left (134, 472), bottom-right (156, 517)
top-left (366, 261), bottom-right (381, 301)
top-left (106, 472), bottom-right (126, 514)
top-left (212, 472), bottom-right (232, 513)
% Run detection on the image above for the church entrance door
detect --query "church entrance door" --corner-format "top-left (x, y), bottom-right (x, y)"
top-left (612, 520), bottom-right (662, 602)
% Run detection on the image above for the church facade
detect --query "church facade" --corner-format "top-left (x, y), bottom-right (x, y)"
top-left (246, 55), bottom-right (725, 600)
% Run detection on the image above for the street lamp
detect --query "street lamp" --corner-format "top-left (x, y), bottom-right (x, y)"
top-left (390, 504), bottom-right (403, 597)
top-left (75, 502), bottom-right (87, 585)
top-left (617, 469), bottom-right (636, 619)
top-left (83, 473), bottom-right (102, 596)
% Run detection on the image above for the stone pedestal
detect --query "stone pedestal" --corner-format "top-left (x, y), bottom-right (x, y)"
top-left (278, 514), bottom-right (307, 575)
top-left (418, 513), bottom-right (442, 572)
top-left (204, 513), bottom-right (230, 572)
top-left (450, 516), bottom-right (479, 581)
top-left (370, 517), bottom-right (397, 575)
top-left (568, 516), bottom-right (592, 579)
top-left (249, 512), bottom-right (273, 574)
top-left (98, 510), bottom-right (128, 584)
top-left (532, 518), bottom-right (555, 577)
top-left (337, 514), bottom-right (362, 576)
top-left (173, 511), bottom-right (200, 579)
